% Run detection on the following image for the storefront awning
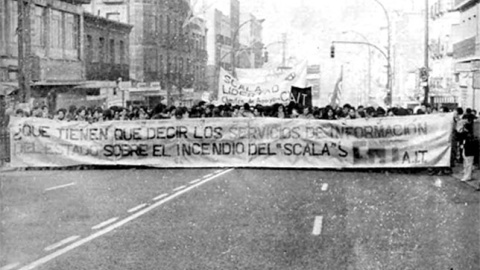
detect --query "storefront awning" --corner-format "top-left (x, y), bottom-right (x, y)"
top-left (0, 82), bottom-right (18, 96)
top-left (32, 81), bottom-right (85, 86)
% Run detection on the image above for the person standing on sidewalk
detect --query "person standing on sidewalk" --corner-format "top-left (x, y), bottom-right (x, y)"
top-left (461, 123), bottom-right (476, 182)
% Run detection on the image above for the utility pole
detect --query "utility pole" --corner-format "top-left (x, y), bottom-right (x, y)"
top-left (423, 0), bottom-right (430, 105)
top-left (17, 0), bottom-right (32, 104)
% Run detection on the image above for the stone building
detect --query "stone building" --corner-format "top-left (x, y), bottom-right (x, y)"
top-left (84, 0), bottom-right (208, 106)
top-left (0, 0), bottom-right (90, 111)
top-left (452, 0), bottom-right (480, 110)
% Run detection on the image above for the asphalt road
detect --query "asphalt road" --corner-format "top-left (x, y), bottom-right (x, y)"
top-left (0, 168), bottom-right (478, 270)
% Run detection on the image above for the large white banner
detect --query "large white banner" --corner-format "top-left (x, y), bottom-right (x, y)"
top-left (9, 113), bottom-right (453, 169)
top-left (217, 62), bottom-right (308, 105)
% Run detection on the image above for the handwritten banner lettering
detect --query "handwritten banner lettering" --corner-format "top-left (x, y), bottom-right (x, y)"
top-left (217, 62), bottom-right (308, 105)
top-left (9, 113), bottom-right (453, 168)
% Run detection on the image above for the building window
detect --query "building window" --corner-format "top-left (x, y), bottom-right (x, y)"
top-left (9, 2), bottom-right (18, 45)
top-left (73, 15), bottom-right (79, 51)
top-left (50, 10), bottom-right (62, 49)
top-left (86, 35), bottom-right (93, 62)
top-left (146, 48), bottom-right (156, 72)
top-left (110, 39), bottom-right (115, 63)
top-left (159, 54), bottom-right (164, 75)
top-left (159, 15), bottom-right (163, 37)
top-left (33, 5), bottom-right (47, 48)
top-left (119, 40), bottom-right (125, 64)
top-left (65, 13), bottom-right (75, 49)
top-left (167, 56), bottom-right (171, 73)
top-left (99, 37), bottom-right (105, 62)
top-left (167, 16), bottom-right (170, 35)
top-left (106, 12), bottom-right (120, 21)
top-left (147, 13), bottom-right (156, 38)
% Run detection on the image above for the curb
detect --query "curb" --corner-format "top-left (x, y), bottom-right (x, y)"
top-left (0, 167), bottom-right (20, 173)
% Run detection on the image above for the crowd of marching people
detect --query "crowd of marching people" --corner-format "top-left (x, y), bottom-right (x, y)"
top-left (11, 101), bottom-right (480, 122)
top-left (6, 100), bottom-right (479, 179)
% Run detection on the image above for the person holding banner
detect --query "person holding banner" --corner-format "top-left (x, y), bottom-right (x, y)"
top-left (54, 108), bottom-right (66, 121)
top-left (273, 104), bottom-right (287, 119)
top-left (253, 105), bottom-right (265, 118)
top-left (325, 106), bottom-right (336, 120)
top-left (239, 103), bottom-right (255, 118)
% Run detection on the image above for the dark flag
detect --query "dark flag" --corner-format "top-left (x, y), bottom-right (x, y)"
top-left (291, 86), bottom-right (312, 107)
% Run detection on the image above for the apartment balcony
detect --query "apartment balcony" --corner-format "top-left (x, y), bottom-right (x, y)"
top-left (86, 62), bottom-right (129, 81)
top-left (454, 0), bottom-right (477, 10)
top-left (62, 0), bottom-right (92, 4)
top-left (453, 36), bottom-right (476, 59)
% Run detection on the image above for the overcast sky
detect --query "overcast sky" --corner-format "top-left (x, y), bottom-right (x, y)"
top-left (197, 0), bottom-right (425, 65)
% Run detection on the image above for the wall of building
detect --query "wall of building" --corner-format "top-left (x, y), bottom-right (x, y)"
top-left (0, 0), bottom-right (85, 85)
top-left (429, 1), bottom-right (459, 105)
top-left (450, 1), bottom-right (480, 110)
top-left (84, 0), bottom-right (208, 101)
top-left (84, 13), bottom-right (131, 81)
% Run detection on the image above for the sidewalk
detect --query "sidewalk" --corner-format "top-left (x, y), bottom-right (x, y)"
top-left (450, 163), bottom-right (480, 180)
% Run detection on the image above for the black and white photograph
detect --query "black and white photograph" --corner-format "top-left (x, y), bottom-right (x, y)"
top-left (0, 0), bottom-right (479, 269)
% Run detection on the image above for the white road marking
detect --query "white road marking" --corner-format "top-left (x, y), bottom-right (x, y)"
top-left (91, 217), bottom-right (119, 230)
top-left (44, 236), bottom-right (80, 252)
top-left (189, 179), bottom-right (201, 184)
top-left (127, 203), bottom-right (147, 213)
top-left (173, 185), bottom-right (187, 192)
top-left (44, 182), bottom-right (76, 192)
top-left (17, 168), bottom-right (234, 270)
top-left (321, 183), bottom-right (328, 191)
top-left (153, 193), bottom-right (168, 201)
top-left (312, 216), bottom-right (323, 236)
top-left (204, 173), bottom-right (213, 178)
top-left (0, 263), bottom-right (20, 270)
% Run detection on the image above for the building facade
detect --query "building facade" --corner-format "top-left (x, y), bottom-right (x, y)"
top-left (428, 0), bottom-right (459, 107)
top-left (452, 0), bottom-right (480, 110)
top-left (238, 12), bottom-right (264, 69)
top-left (84, 12), bottom-right (131, 81)
top-left (78, 12), bottom-right (132, 108)
top-left (0, 0), bottom-right (90, 110)
top-left (206, 8), bottom-right (233, 97)
top-left (84, 0), bottom-right (208, 106)
top-left (205, 0), bottom-right (266, 97)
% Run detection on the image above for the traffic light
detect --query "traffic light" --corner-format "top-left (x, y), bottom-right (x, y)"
top-left (264, 51), bottom-right (269, 62)
top-left (419, 67), bottom-right (428, 82)
top-left (330, 45), bottom-right (335, 58)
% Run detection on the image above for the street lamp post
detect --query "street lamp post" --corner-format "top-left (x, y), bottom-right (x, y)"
top-left (341, 31), bottom-right (372, 104)
top-left (371, 0), bottom-right (392, 105)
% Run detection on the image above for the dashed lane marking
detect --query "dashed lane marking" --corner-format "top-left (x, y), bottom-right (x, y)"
top-left (312, 216), bottom-right (323, 236)
top-left (321, 183), bottom-right (328, 191)
top-left (173, 185), bottom-right (187, 192)
top-left (91, 217), bottom-right (119, 230)
top-left (44, 236), bottom-right (80, 252)
top-left (44, 182), bottom-right (76, 192)
top-left (153, 193), bottom-right (169, 201)
top-left (17, 168), bottom-right (234, 270)
top-left (189, 179), bottom-right (201, 184)
top-left (127, 203), bottom-right (147, 213)
top-left (204, 174), bottom-right (213, 178)
top-left (0, 263), bottom-right (20, 270)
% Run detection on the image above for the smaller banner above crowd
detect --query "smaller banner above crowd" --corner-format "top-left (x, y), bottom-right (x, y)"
top-left (9, 113), bottom-right (453, 169)
top-left (218, 61), bottom-right (308, 105)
